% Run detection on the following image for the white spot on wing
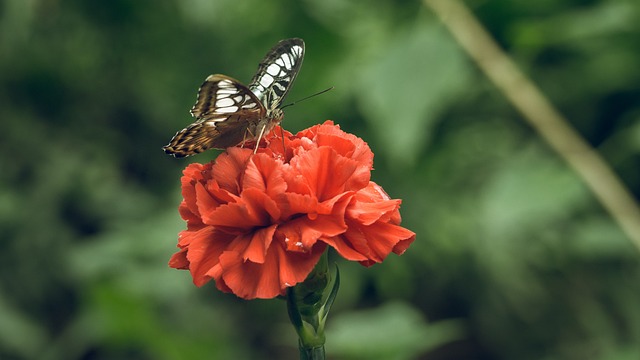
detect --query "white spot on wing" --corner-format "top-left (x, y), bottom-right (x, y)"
top-left (216, 106), bottom-right (238, 113)
top-left (217, 88), bottom-right (236, 95)
top-left (259, 74), bottom-right (274, 87)
top-left (291, 45), bottom-right (303, 57)
top-left (266, 63), bottom-right (281, 76)
top-left (216, 98), bottom-right (234, 107)
top-left (280, 54), bottom-right (292, 69)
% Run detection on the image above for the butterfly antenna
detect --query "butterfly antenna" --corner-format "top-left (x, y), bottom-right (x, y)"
top-left (280, 86), bottom-right (334, 110)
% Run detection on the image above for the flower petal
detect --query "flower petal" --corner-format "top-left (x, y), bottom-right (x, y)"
top-left (290, 147), bottom-right (361, 201)
top-left (180, 227), bottom-right (235, 286)
top-left (195, 182), bottom-right (221, 224)
top-left (216, 241), bottom-right (325, 299)
top-left (278, 192), bottom-right (351, 251)
top-left (276, 192), bottom-right (318, 220)
top-left (347, 183), bottom-right (403, 225)
top-left (203, 188), bottom-right (280, 230)
top-left (242, 153), bottom-right (287, 197)
top-left (324, 220), bottom-right (372, 260)
top-left (178, 200), bottom-right (203, 227)
top-left (211, 147), bottom-right (253, 194)
top-left (180, 162), bottom-right (207, 218)
top-left (227, 224), bottom-right (278, 264)
top-left (276, 241), bottom-right (327, 288)
top-left (347, 220), bottom-right (416, 266)
top-left (278, 213), bottom-right (347, 252)
top-left (168, 247), bottom-right (189, 269)
top-left (296, 121), bottom-right (374, 170)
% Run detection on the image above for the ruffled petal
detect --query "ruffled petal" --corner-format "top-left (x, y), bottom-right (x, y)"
top-left (346, 220), bottom-right (416, 266)
top-left (296, 120), bottom-right (374, 172)
top-left (211, 147), bottom-right (253, 194)
top-left (347, 183), bottom-right (402, 225)
top-left (195, 182), bottom-right (221, 224)
top-left (180, 163), bottom-right (206, 218)
top-left (203, 189), bottom-right (279, 230)
top-left (216, 249), bottom-right (281, 299)
top-left (239, 224), bottom-right (278, 264)
top-left (324, 219), bottom-right (372, 260)
top-left (278, 192), bottom-right (351, 251)
top-left (168, 247), bottom-right (189, 269)
top-left (275, 242), bottom-right (327, 288)
top-left (182, 227), bottom-right (235, 286)
top-left (276, 192), bottom-right (318, 220)
top-left (242, 153), bottom-right (287, 198)
top-left (216, 241), bottom-right (325, 299)
top-left (278, 212), bottom-right (348, 251)
top-left (290, 147), bottom-right (360, 202)
top-left (178, 200), bottom-right (203, 227)
top-left (321, 235), bottom-right (369, 262)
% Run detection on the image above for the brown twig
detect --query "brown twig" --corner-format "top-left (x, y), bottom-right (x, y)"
top-left (424, 0), bottom-right (640, 252)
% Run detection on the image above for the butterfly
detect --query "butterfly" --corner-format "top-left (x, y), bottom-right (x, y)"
top-left (163, 38), bottom-right (305, 157)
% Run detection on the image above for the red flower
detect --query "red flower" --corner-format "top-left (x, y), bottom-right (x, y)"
top-left (169, 121), bottom-right (415, 299)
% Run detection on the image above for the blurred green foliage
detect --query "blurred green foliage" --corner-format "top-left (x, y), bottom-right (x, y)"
top-left (1, 0), bottom-right (639, 359)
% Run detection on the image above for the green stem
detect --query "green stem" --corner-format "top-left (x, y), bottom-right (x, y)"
top-left (286, 251), bottom-right (339, 360)
top-left (298, 341), bottom-right (325, 360)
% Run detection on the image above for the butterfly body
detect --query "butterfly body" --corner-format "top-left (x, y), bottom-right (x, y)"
top-left (164, 38), bottom-right (305, 158)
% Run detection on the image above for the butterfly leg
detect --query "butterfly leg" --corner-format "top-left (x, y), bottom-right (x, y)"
top-left (253, 124), bottom-right (268, 154)
top-left (239, 129), bottom-right (252, 149)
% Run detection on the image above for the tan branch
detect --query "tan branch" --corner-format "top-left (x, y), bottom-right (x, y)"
top-left (424, 0), bottom-right (640, 252)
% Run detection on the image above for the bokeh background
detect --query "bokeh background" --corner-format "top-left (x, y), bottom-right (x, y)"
top-left (1, 0), bottom-right (639, 359)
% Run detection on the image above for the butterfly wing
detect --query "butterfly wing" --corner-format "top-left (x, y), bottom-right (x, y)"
top-left (164, 39), bottom-right (304, 158)
top-left (163, 74), bottom-right (265, 157)
top-left (249, 38), bottom-right (305, 111)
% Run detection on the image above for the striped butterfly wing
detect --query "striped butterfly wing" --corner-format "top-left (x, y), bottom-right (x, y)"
top-left (163, 38), bottom-right (304, 158)
top-left (249, 38), bottom-right (305, 111)
top-left (163, 74), bottom-right (266, 158)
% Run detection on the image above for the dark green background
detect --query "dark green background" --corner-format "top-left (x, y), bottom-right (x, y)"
top-left (1, 0), bottom-right (639, 359)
